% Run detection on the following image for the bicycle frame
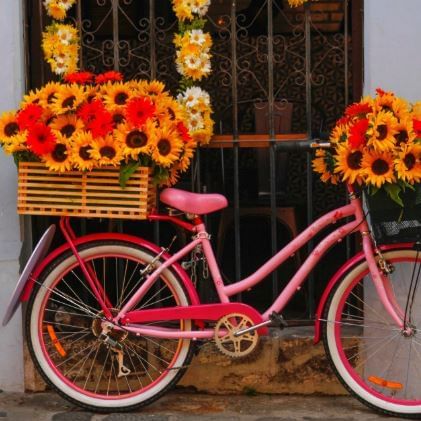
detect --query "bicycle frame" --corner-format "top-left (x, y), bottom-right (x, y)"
top-left (60, 185), bottom-right (406, 340)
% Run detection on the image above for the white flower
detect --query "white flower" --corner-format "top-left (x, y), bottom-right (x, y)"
top-left (184, 55), bottom-right (202, 70)
top-left (187, 114), bottom-right (205, 132)
top-left (182, 87), bottom-right (210, 108)
top-left (57, 28), bottom-right (74, 45)
top-left (199, 53), bottom-right (211, 74)
top-left (189, 29), bottom-right (207, 46)
top-left (58, 0), bottom-right (74, 11)
top-left (191, 0), bottom-right (210, 16)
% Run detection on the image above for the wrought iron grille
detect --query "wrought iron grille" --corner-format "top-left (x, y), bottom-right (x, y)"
top-left (25, 0), bottom-right (363, 320)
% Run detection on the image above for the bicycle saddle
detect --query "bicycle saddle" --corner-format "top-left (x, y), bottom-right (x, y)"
top-left (160, 188), bottom-right (228, 215)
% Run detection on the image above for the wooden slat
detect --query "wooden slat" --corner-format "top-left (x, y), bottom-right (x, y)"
top-left (17, 162), bottom-right (154, 220)
top-left (204, 133), bottom-right (308, 148)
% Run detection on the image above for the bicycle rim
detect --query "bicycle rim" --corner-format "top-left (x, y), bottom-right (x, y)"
top-left (324, 248), bottom-right (421, 417)
top-left (27, 242), bottom-right (193, 411)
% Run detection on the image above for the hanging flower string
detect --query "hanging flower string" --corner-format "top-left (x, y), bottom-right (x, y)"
top-left (42, 1), bottom-right (79, 76)
top-left (172, 0), bottom-right (214, 145)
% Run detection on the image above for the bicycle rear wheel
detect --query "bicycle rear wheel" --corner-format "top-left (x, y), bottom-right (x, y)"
top-left (26, 240), bottom-right (194, 412)
top-left (323, 248), bottom-right (421, 418)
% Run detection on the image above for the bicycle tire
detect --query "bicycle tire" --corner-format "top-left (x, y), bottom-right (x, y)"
top-left (26, 240), bottom-right (194, 412)
top-left (323, 248), bottom-right (421, 418)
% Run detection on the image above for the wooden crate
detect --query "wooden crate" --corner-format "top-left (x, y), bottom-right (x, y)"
top-left (17, 162), bottom-right (156, 220)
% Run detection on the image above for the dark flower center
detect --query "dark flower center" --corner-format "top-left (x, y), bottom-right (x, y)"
top-left (52, 144), bottom-right (67, 162)
top-left (167, 108), bottom-right (176, 120)
top-left (404, 153), bottom-right (416, 170)
top-left (100, 146), bottom-right (116, 159)
top-left (126, 130), bottom-right (147, 148)
top-left (158, 138), bottom-right (171, 156)
top-left (47, 93), bottom-right (56, 104)
top-left (372, 159), bottom-right (389, 175)
top-left (79, 146), bottom-right (91, 161)
top-left (112, 113), bottom-right (125, 126)
top-left (4, 122), bottom-right (19, 137)
top-left (395, 130), bottom-right (408, 144)
top-left (60, 124), bottom-right (76, 138)
top-left (346, 151), bottom-right (363, 170)
top-left (377, 125), bottom-right (388, 141)
top-left (382, 105), bottom-right (393, 113)
top-left (62, 95), bottom-right (76, 108)
top-left (115, 92), bottom-right (128, 105)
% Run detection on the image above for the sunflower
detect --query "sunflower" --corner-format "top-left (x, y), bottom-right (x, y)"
top-left (361, 150), bottom-right (396, 188)
top-left (102, 83), bottom-right (132, 110)
top-left (394, 144), bottom-right (421, 183)
top-left (51, 84), bottom-right (85, 114)
top-left (312, 149), bottom-right (339, 185)
top-left (26, 123), bottom-right (57, 156)
top-left (43, 134), bottom-right (73, 172)
top-left (163, 164), bottom-right (181, 187)
top-left (70, 131), bottom-right (97, 170)
top-left (0, 112), bottom-right (20, 143)
top-left (39, 82), bottom-right (62, 108)
top-left (334, 144), bottom-right (364, 185)
top-left (367, 111), bottom-right (398, 152)
top-left (178, 139), bottom-right (197, 172)
top-left (90, 134), bottom-right (124, 167)
top-left (155, 97), bottom-right (182, 122)
top-left (3, 131), bottom-right (28, 154)
top-left (115, 120), bottom-right (156, 160)
top-left (21, 89), bottom-right (42, 107)
top-left (373, 90), bottom-right (396, 114)
top-left (329, 122), bottom-right (349, 146)
top-left (391, 97), bottom-right (411, 120)
top-left (145, 80), bottom-right (166, 97)
top-left (110, 109), bottom-right (126, 128)
top-left (151, 122), bottom-right (183, 167)
top-left (393, 116), bottom-right (416, 146)
top-left (50, 114), bottom-right (84, 138)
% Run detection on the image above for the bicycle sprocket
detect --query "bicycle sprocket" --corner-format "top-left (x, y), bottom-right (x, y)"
top-left (214, 313), bottom-right (259, 358)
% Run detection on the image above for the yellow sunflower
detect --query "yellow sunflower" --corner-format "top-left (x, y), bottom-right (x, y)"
top-left (70, 131), bottom-right (97, 171)
top-left (361, 150), bottom-right (396, 188)
top-left (3, 131), bottom-right (28, 154)
top-left (155, 98), bottom-right (183, 122)
top-left (330, 123), bottom-right (349, 146)
top-left (43, 134), bottom-right (73, 172)
top-left (374, 91), bottom-right (396, 114)
top-left (394, 143), bottom-right (421, 184)
top-left (51, 84), bottom-right (85, 114)
top-left (391, 97), bottom-right (411, 120)
top-left (192, 127), bottom-right (213, 145)
top-left (90, 134), bottom-right (124, 167)
top-left (0, 112), bottom-right (20, 143)
top-left (115, 120), bottom-right (156, 161)
top-left (179, 139), bottom-right (197, 172)
top-left (144, 80), bottom-right (167, 97)
top-left (151, 122), bottom-right (183, 167)
top-left (162, 164), bottom-right (181, 187)
top-left (39, 82), bottom-right (63, 108)
top-left (50, 114), bottom-right (85, 138)
top-left (334, 144), bottom-right (364, 185)
top-left (312, 149), bottom-right (339, 185)
top-left (367, 110), bottom-right (398, 152)
top-left (393, 116), bottom-right (416, 146)
top-left (102, 83), bottom-right (132, 111)
top-left (21, 89), bottom-right (42, 107)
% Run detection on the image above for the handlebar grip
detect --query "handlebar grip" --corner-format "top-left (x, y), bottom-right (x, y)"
top-left (274, 140), bottom-right (331, 152)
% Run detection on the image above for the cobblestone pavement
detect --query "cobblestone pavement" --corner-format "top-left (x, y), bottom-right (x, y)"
top-left (0, 390), bottom-right (403, 421)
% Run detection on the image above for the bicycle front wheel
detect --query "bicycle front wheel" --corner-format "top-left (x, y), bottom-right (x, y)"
top-left (323, 248), bottom-right (421, 418)
top-left (27, 240), bottom-right (194, 412)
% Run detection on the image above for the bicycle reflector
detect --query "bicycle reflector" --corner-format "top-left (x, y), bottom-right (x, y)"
top-left (368, 376), bottom-right (403, 390)
top-left (47, 325), bottom-right (67, 358)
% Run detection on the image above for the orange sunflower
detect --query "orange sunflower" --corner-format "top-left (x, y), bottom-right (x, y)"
top-left (0, 112), bottom-right (20, 143)
top-left (334, 144), bottom-right (364, 185)
top-left (367, 111), bottom-right (398, 152)
top-left (50, 114), bottom-right (85, 139)
top-left (151, 122), bottom-right (183, 168)
top-left (71, 131), bottom-right (97, 171)
top-left (90, 134), bottom-right (124, 166)
top-left (394, 144), bottom-right (421, 183)
top-left (43, 134), bottom-right (73, 172)
top-left (361, 150), bottom-right (396, 188)
top-left (312, 149), bottom-right (339, 185)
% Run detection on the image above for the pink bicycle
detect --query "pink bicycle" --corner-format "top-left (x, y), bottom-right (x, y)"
top-left (3, 143), bottom-right (421, 417)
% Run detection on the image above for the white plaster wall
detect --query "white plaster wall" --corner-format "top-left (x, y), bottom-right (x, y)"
top-left (0, 0), bottom-right (25, 391)
top-left (364, 0), bottom-right (421, 100)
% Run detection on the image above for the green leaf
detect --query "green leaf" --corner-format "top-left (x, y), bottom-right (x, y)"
top-left (384, 183), bottom-right (404, 207)
top-left (119, 161), bottom-right (140, 189)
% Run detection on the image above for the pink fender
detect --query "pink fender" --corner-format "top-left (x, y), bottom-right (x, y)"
top-left (313, 242), bottom-right (415, 344)
top-left (21, 232), bottom-right (201, 306)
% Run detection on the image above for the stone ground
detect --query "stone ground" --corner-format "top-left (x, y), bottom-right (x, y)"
top-left (0, 390), bottom-right (404, 421)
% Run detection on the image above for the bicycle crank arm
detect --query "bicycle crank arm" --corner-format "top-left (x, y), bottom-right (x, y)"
top-left (234, 312), bottom-right (287, 337)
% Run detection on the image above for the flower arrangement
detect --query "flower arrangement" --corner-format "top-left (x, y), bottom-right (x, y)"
top-left (42, 23), bottom-right (80, 76)
top-left (287, 0), bottom-right (317, 7)
top-left (171, 0), bottom-right (214, 145)
top-left (312, 89), bottom-right (421, 206)
top-left (0, 72), bottom-right (198, 187)
top-left (42, 0), bottom-right (79, 76)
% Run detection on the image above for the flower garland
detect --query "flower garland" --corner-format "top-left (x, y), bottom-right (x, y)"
top-left (42, 0), bottom-right (79, 76)
top-left (0, 72), bottom-right (197, 186)
top-left (172, 0), bottom-right (214, 145)
top-left (312, 89), bottom-right (421, 206)
top-left (287, 0), bottom-right (316, 7)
